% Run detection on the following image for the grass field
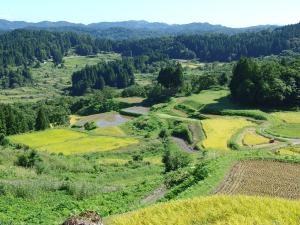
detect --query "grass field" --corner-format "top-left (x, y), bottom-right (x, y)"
top-left (215, 160), bottom-right (300, 199)
top-left (243, 132), bottom-right (270, 146)
top-left (201, 117), bottom-right (254, 151)
top-left (9, 128), bottom-right (138, 154)
top-left (107, 195), bottom-right (300, 225)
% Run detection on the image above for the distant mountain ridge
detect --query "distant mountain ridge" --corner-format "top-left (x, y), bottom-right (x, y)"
top-left (0, 19), bottom-right (279, 40)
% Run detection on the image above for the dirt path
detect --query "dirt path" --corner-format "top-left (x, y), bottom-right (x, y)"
top-left (140, 185), bottom-right (166, 205)
top-left (171, 137), bottom-right (196, 153)
top-left (214, 160), bottom-right (300, 199)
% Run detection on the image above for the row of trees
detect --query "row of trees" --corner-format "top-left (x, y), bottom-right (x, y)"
top-left (0, 104), bottom-right (50, 136)
top-left (71, 59), bottom-right (135, 95)
top-left (230, 57), bottom-right (300, 106)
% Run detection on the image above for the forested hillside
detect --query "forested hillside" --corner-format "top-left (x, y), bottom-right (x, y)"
top-left (106, 23), bottom-right (300, 61)
top-left (0, 22), bottom-right (299, 68)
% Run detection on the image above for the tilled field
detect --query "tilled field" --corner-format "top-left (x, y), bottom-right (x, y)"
top-left (214, 160), bottom-right (300, 199)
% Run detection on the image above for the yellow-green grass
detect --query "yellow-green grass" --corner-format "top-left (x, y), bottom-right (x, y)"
top-left (243, 132), bottom-right (270, 146)
top-left (91, 127), bottom-right (126, 137)
top-left (107, 195), bottom-right (300, 225)
top-left (271, 111), bottom-right (300, 123)
top-left (37, 136), bottom-right (139, 155)
top-left (201, 117), bottom-right (254, 151)
top-left (115, 97), bottom-right (145, 104)
top-left (9, 129), bottom-right (87, 148)
top-left (98, 156), bottom-right (162, 166)
top-left (277, 147), bottom-right (300, 156)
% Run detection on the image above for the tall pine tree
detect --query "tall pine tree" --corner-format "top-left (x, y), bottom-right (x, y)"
top-left (35, 108), bottom-right (50, 131)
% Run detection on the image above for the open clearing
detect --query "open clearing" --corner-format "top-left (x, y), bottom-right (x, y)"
top-left (215, 160), bottom-right (300, 199)
top-left (9, 129), bottom-right (138, 154)
top-left (201, 117), bottom-right (254, 151)
top-left (107, 195), bottom-right (300, 225)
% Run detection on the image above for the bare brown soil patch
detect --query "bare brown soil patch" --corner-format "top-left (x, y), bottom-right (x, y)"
top-left (214, 160), bottom-right (300, 199)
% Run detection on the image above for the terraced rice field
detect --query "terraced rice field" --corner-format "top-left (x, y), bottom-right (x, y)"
top-left (271, 111), bottom-right (300, 123)
top-left (121, 106), bottom-right (150, 116)
top-left (242, 131), bottom-right (270, 146)
top-left (268, 123), bottom-right (300, 138)
top-left (107, 195), bottom-right (300, 225)
top-left (72, 112), bottom-right (132, 127)
top-left (91, 127), bottom-right (126, 136)
top-left (9, 129), bottom-right (138, 155)
top-left (201, 117), bottom-right (254, 151)
top-left (98, 156), bottom-right (162, 166)
top-left (277, 147), bottom-right (300, 156)
top-left (215, 160), bottom-right (300, 199)
top-left (9, 129), bottom-right (87, 148)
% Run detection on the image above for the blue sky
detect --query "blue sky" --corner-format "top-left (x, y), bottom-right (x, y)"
top-left (0, 0), bottom-right (299, 27)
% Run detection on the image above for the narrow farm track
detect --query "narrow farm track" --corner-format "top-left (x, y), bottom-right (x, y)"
top-left (140, 185), bottom-right (166, 205)
top-left (214, 160), bottom-right (300, 199)
top-left (171, 137), bottom-right (196, 153)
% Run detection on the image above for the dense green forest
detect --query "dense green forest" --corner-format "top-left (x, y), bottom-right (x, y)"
top-left (106, 23), bottom-right (300, 61)
top-left (0, 30), bottom-right (96, 66)
top-left (71, 59), bottom-right (135, 95)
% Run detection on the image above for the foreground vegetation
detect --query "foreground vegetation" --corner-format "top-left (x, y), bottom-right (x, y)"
top-left (107, 195), bottom-right (300, 225)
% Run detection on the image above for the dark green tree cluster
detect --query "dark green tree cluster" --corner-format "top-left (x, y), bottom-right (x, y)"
top-left (71, 59), bottom-right (135, 95)
top-left (230, 57), bottom-right (300, 106)
top-left (157, 64), bottom-right (184, 89)
top-left (0, 67), bottom-right (32, 88)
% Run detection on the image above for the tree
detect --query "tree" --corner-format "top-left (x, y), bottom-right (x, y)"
top-left (35, 108), bottom-right (50, 131)
top-left (157, 64), bottom-right (184, 90)
top-left (162, 139), bottom-right (192, 173)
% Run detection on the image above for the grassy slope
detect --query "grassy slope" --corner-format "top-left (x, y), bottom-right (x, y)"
top-left (0, 139), bottom-right (164, 224)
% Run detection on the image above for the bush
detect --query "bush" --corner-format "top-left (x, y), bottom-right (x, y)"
top-left (172, 124), bottom-right (193, 144)
top-left (0, 133), bottom-right (9, 146)
top-left (162, 140), bottom-right (192, 173)
top-left (84, 122), bottom-right (97, 131)
top-left (121, 85), bottom-right (147, 97)
top-left (15, 150), bottom-right (41, 168)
